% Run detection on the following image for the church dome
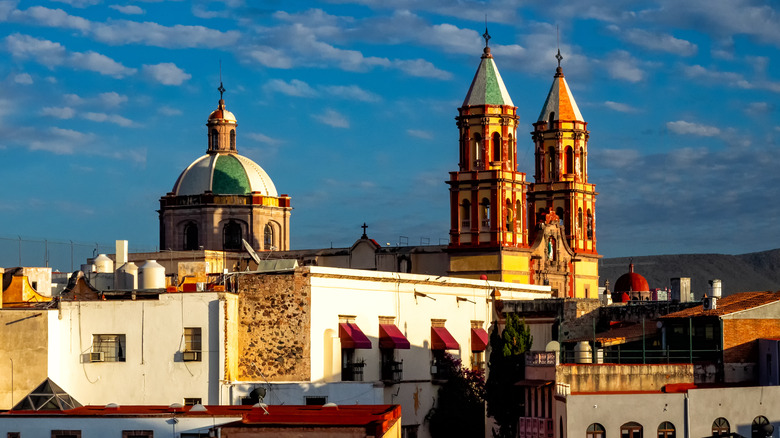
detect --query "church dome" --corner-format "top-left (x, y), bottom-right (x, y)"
top-left (614, 263), bottom-right (650, 293)
top-left (208, 101), bottom-right (236, 122)
top-left (172, 153), bottom-right (278, 197)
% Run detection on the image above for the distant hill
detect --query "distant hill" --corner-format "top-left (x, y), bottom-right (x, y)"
top-left (599, 249), bottom-right (780, 299)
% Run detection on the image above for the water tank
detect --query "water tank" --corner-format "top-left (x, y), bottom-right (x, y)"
top-left (116, 262), bottom-right (138, 290)
top-left (671, 277), bottom-right (692, 302)
top-left (709, 279), bottom-right (722, 299)
top-left (574, 341), bottom-right (593, 364)
top-left (138, 260), bottom-right (165, 289)
top-left (94, 254), bottom-right (114, 273)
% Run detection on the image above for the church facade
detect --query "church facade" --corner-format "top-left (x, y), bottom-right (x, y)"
top-left (447, 39), bottom-right (600, 299)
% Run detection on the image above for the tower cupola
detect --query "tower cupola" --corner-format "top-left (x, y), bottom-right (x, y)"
top-left (206, 82), bottom-right (238, 153)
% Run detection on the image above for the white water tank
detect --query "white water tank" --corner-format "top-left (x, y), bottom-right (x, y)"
top-left (709, 279), bottom-right (722, 299)
top-left (574, 341), bottom-right (593, 364)
top-left (116, 262), bottom-right (138, 290)
top-left (94, 254), bottom-right (114, 273)
top-left (138, 260), bottom-right (165, 289)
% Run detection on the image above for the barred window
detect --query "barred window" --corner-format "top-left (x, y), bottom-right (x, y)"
top-left (92, 334), bottom-right (126, 362)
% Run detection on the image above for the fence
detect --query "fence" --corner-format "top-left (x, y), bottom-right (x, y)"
top-left (0, 236), bottom-right (157, 272)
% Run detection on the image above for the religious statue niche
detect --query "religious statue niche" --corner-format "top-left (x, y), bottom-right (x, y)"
top-left (547, 237), bottom-right (556, 261)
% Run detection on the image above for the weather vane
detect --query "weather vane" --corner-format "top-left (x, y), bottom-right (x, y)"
top-left (483, 15), bottom-right (491, 48)
top-left (218, 60), bottom-right (225, 99)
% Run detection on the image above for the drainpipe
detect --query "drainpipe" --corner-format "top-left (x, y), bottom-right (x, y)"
top-left (684, 392), bottom-right (691, 438)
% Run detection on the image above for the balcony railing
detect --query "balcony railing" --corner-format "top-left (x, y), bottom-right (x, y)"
top-left (342, 361), bottom-right (365, 382)
top-left (518, 417), bottom-right (554, 438)
top-left (555, 382), bottom-right (570, 397)
top-left (525, 351), bottom-right (558, 366)
top-left (382, 360), bottom-right (403, 383)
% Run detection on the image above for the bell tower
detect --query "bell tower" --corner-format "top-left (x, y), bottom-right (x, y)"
top-left (447, 30), bottom-right (530, 282)
top-left (527, 51), bottom-right (599, 297)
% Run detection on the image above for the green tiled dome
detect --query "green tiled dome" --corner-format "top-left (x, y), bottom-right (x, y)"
top-left (172, 153), bottom-right (278, 197)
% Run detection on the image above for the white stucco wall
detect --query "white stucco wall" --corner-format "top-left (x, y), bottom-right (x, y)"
top-left (0, 414), bottom-right (242, 437)
top-left (47, 292), bottom-right (230, 406)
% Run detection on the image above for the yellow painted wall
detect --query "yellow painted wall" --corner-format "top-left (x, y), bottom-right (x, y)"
top-left (1, 276), bottom-right (52, 308)
top-left (0, 309), bottom-right (51, 409)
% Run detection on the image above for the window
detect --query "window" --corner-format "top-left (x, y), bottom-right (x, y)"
top-left (579, 147), bottom-right (585, 175)
top-left (712, 418), bottom-right (730, 436)
top-left (8, 433), bottom-right (20, 438)
top-left (341, 349), bottom-right (365, 381)
top-left (657, 422), bottom-right (675, 438)
top-left (508, 134), bottom-right (514, 166)
top-left (548, 146), bottom-right (555, 179)
top-left (565, 146), bottom-right (573, 174)
top-left (183, 328), bottom-right (202, 361)
top-left (505, 199), bottom-right (513, 232)
top-left (210, 129), bottom-right (218, 150)
top-left (515, 200), bottom-right (522, 231)
top-left (587, 210), bottom-right (593, 240)
top-left (492, 132), bottom-right (501, 162)
top-left (480, 198), bottom-right (490, 230)
top-left (122, 432), bottom-right (153, 438)
top-left (223, 220), bottom-right (242, 250)
top-left (471, 350), bottom-right (485, 373)
top-left (621, 422), bottom-right (642, 438)
top-left (264, 223), bottom-right (274, 249)
top-left (587, 423), bottom-right (605, 438)
top-left (305, 396), bottom-right (327, 405)
top-left (752, 416), bottom-right (771, 438)
top-left (51, 432), bottom-right (81, 438)
top-left (472, 133), bottom-right (482, 167)
top-left (184, 222), bottom-right (198, 250)
top-left (184, 398), bottom-right (201, 406)
top-left (577, 208), bottom-right (583, 239)
top-left (381, 348), bottom-right (403, 382)
top-left (402, 425), bottom-right (419, 438)
top-left (92, 334), bottom-right (125, 362)
top-left (461, 200), bottom-right (471, 229)
top-left (229, 129), bottom-right (236, 150)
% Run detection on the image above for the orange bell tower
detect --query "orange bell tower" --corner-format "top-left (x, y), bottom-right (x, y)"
top-left (447, 30), bottom-right (530, 282)
top-left (527, 50), bottom-right (600, 297)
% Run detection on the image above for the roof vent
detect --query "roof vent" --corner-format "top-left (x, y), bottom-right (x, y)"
top-left (106, 403), bottom-right (119, 409)
top-left (190, 403), bottom-right (207, 412)
top-left (323, 402), bottom-right (338, 408)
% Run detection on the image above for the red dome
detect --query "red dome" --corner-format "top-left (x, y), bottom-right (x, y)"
top-left (614, 263), bottom-right (649, 292)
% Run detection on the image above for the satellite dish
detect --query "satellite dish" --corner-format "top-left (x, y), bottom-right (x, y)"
top-left (242, 239), bottom-right (262, 265)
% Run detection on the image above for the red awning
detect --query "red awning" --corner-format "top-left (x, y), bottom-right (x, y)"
top-left (431, 327), bottom-right (460, 351)
top-left (471, 328), bottom-right (489, 352)
top-left (339, 323), bottom-right (372, 349)
top-left (379, 324), bottom-right (410, 350)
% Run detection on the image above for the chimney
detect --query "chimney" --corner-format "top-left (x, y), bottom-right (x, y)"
top-left (116, 240), bottom-right (129, 266)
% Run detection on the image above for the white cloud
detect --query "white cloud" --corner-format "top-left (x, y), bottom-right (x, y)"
top-left (407, 129), bottom-right (433, 140)
top-left (392, 58), bottom-right (451, 80)
top-left (71, 51), bottom-right (136, 78)
top-left (312, 108), bottom-right (349, 128)
top-left (50, 0), bottom-right (101, 7)
top-left (109, 5), bottom-right (144, 15)
top-left (142, 62), bottom-right (191, 85)
top-left (98, 91), bottom-right (127, 107)
top-left (158, 106), bottom-right (182, 116)
top-left (246, 132), bottom-right (283, 146)
top-left (91, 20), bottom-right (240, 48)
top-left (607, 25), bottom-right (697, 56)
top-left (321, 85), bottom-right (380, 102)
top-left (603, 50), bottom-right (646, 83)
top-left (744, 102), bottom-right (773, 115)
top-left (666, 120), bottom-right (721, 137)
top-left (83, 112), bottom-right (133, 127)
top-left (41, 106), bottom-right (75, 119)
top-left (604, 101), bottom-right (640, 113)
top-left (29, 127), bottom-right (93, 154)
top-left (264, 79), bottom-right (318, 97)
top-left (13, 73), bottom-right (32, 84)
top-left (11, 6), bottom-right (91, 31)
top-left (246, 46), bottom-right (294, 69)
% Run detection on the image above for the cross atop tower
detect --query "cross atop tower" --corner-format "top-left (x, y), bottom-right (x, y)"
top-left (218, 82), bottom-right (226, 100)
top-left (555, 48), bottom-right (563, 68)
top-left (361, 222), bottom-right (368, 238)
top-left (483, 27), bottom-right (491, 48)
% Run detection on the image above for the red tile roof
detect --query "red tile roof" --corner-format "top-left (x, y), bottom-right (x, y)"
top-left (661, 291), bottom-right (780, 319)
top-left (566, 322), bottom-right (659, 347)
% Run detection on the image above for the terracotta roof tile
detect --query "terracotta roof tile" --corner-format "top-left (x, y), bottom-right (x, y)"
top-left (661, 291), bottom-right (780, 319)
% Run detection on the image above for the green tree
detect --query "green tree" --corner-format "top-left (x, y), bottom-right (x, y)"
top-left (485, 313), bottom-right (533, 438)
top-left (425, 353), bottom-right (486, 437)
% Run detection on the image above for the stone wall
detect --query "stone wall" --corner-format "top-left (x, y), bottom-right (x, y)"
top-left (237, 272), bottom-right (311, 381)
top-left (556, 363), bottom-right (693, 393)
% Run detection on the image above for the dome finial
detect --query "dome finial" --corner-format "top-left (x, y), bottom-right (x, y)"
top-left (482, 16), bottom-right (492, 57)
top-left (555, 26), bottom-right (564, 76)
top-left (217, 60), bottom-right (226, 105)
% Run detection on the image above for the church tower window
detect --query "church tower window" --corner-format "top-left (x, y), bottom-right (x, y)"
top-left (505, 199), bottom-right (513, 232)
top-left (230, 129), bottom-right (236, 150)
top-left (515, 200), bottom-right (522, 231)
top-left (547, 146), bottom-right (555, 180)
top-left (210, 129), bottom-right (219, 150)
top-left (492, 132), bottom-right (501, 162)
top-left (461, 200), bottom-right (471, 229)
top-left (579, 147), bottom-right (585, 175)
top-left (184, 222), bottom-right (199, 251)
top-left (565, 146), bottom-right (573, 175)
top-left (508, 134), bottom-right (514, 168)
top-left (480, 198), bottom-right (490, 230)
top-left (223, 221), bottom-right (242, 250)
top-left (472, 133), bottom-right (482, 167)
top-left (587, 209), bottom-right (593, 240)
top-left (577, 208), bottom-right (583, 239)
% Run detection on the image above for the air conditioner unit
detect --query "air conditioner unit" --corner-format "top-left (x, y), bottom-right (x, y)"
top-left (182, 351), bottom-right (201, 362)
top-left (90, 352), bottom-right (105, 362)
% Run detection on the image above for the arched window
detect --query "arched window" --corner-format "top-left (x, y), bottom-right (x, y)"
top-left (480, 198), bottom-right (490, 230)
top-left (183, 222), bottom-right (199, 251)
top-left (658, 422), bottom-right (675, 438)
top-left (752, 416), bottom-right (771, 438)
top-left (620, 422), bottom-right (642, 438)
top-left (515, 200), bottom-right (522, 231)
top-left (461, 199), bottom-right (471, 229)
top-left (505, 199), bottom-right (513, 232)
top-left (230, 129), bottom-right (236, 150)
top-left (492, 132), bottom-right (501, 162)
top-left (587, 209), bottom-right (593, 240)
top-left (223, 220), bottom-right (242, 250)
top-left (264, 223), bottom-right (274, 249)
top-left (508, 134), bottom-right (514, 167)
top-left (579, 147), bottom-right (585, 175)
top-left (472, 133), bottom-right (482, 167)
top-left (565, 146), bottom-right (574, 175)
top-left (210, 129), bottom-right (219, 150)
top-left (586, 423), bottom-right (605, 438)
top-left (577, 208), bottom-right (583, 239)
top-left (712, 418), bottom-right (730, 437)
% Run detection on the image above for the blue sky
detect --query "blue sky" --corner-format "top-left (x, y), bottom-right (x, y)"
top-left (1, 0), bottom-right (779, 269)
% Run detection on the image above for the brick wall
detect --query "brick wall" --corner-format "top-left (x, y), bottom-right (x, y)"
top-left (723, 319), bottom-right (780, 364)
top-left (237, 271), bottom-right (311, 381)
